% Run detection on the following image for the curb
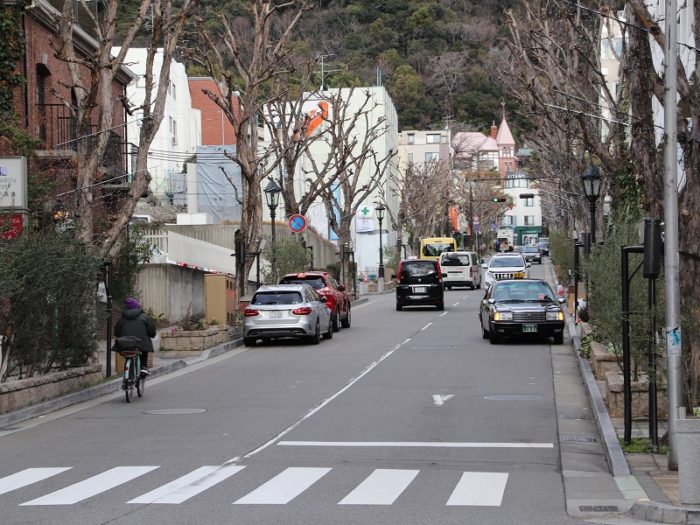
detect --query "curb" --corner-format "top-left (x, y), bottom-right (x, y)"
top-left (544, 261), bottom-right (629, 477)
top-left (0, 338), bottom-right (243, 430)
top-left (631, 500), bottom-right (700, 524)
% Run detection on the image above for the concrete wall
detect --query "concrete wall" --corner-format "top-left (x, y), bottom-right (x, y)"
top-left (136, 264), bottom-right (205, 323)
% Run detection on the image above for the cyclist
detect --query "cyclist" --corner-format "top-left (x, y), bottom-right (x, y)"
top-left (114, 297), bottom-right (156, 376)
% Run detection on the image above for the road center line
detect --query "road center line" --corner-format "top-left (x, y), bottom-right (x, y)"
top-left (439, 311), bottom-right (448, 317)
top-left (278, 441), bottom-right (554, 449)
top-left (453, 302), bottom-right (460, 307)
top-left (402, 338), bottom-right (412, 344)
top-left (421, 323), bottom-right (432, 331)
top-left (224, 343), bottom-right (406, 464)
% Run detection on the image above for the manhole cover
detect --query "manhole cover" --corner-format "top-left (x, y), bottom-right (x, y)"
top-left (144, 409), bottom-right (206, 415)
top-left (483, 394), bottom-right (542, 401)
top-left (561, 435), bottom-right (597, 443)
top-left (579, 505), bottom-right (619, 512)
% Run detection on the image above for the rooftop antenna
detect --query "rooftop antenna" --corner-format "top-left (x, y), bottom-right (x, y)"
top-left (317, 54), bottom-right (341, 91)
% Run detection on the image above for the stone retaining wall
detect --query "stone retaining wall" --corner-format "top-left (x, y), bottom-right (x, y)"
top-left (160, 326), bottom-right (231, 351)
top-left (590, 341), bottom-right (622, 378)
top-left (604, 371), bottom-right (668, 418)
top-left (0, 365), bottom-right (103, 415)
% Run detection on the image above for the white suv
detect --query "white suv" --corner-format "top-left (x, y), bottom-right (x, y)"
top-left (482, 253), bottom-right (530, 288)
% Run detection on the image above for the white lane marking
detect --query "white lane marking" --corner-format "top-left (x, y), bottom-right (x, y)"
top-left (128, 465), bottom-right (245, 504)
top-left (0, 468), bottom-right (71, 496)
top-left (233, 467), bottom-right (330, 505)
top-left (339, 469), bottom-right (418, 505)
top-left (277, 441), bottom-right (553, 449)
top-left (224, 343), bottom-right (405, 464)
top-left (452, 302), bottom-right (460, 307)
top-left (402, 338), bottom-right (411, 344)
top-left (21, 466), bottom-right (158, 506)
top-left (439, 311), bottom-right (448, 317)
top-left (421, 323), bottom-right (432, 331)
top-left (446, 472), bottom-right (508, 506)
top-left (432, 394), bottom-right (454, 406)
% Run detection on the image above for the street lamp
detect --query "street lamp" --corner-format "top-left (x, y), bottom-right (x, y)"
top-left (264, 177), bottom-right (282, 278)
top-left (581, 162), bottom-right (602, 244)
top-left (375, 202), bottom-right (386, 280)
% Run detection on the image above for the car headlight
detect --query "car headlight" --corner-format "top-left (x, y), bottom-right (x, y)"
top-left (513, 272), bottom-right (525, 279)
top-left (494, 311), bottom-right (512, 321)
top-left (547, 310), bottom-right (564, 321)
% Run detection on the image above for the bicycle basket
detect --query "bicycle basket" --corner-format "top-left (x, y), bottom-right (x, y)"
top-left (115, 336), bottom-right (142, 357)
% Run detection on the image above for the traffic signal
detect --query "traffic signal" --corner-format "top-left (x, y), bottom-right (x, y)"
top-left (491, 197), bottom-right (507, 203)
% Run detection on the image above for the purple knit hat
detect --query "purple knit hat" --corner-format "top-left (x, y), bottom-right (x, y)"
top-left (124, 297), bottom-right (141, 310)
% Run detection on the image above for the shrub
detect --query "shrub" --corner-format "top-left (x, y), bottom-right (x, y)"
top-left (262, 236), bottom-right (311, 284)
top-left (0, 231), bottom-right (101, 380)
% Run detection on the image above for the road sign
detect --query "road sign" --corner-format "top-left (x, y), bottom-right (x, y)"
top-left (288, 214), bottom-right (307, 233)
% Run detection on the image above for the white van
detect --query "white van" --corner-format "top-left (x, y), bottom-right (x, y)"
top-left (439, 251), bottom-right (482, 290)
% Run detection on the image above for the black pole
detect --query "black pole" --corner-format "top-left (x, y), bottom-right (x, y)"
top-left (256, 252), bottom-right (260, 289)
top-left (378, 216), bottom-right (384, 279)
top-left (574, 241), bottom-right (581, 322)
top-left (649, 277), bottom-right (659, 452)
top-left (469, 185), bottom-right (474, 249)
top-left (622, 245), bottom-right (644, 445)
top-left (589, 198), bottom-right (597, 245)
top-left (270, 206), bottom-right (277, 281)
top-left (103, 261), bottom-right (113, 377)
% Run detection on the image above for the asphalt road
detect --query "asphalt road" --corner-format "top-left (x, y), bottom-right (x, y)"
top-left (0, 263), bottom-right (584, 524)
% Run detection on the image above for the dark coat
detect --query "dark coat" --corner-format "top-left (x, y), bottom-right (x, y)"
top-left (114, 308), bottom-right (157, 353)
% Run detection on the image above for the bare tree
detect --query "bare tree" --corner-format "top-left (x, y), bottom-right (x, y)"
top-left (54, 0), bottom-right (197, 257)
top-left (194, 0), bottom-right (310, 297)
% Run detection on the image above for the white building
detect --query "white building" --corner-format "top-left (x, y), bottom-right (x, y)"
top-left (501, 171), bottom-right (542, 246)
top-left (116, 48), bottom-right (201, 197)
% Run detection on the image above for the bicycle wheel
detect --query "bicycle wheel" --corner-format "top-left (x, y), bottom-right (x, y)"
top-left (124, 358), bottom-right (133, 403)
top-left (136, 359), bottom-right (144, 398)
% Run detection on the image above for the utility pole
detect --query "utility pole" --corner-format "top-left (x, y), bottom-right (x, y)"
top-left (317, 54), bottom-right (341, 91)
top-left (663, 0), bottom-right (682, 470)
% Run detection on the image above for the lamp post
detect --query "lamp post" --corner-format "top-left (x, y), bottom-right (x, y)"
top-left (581, 162), bottom-right (602, 244)
top-left (375, 202), bottom-right (386, 282)
top-left (264, 177), bottom-right (282, 279)
top-left (603, 194), bottom-right (613, 237)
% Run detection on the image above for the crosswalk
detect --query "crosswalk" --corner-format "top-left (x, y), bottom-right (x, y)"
top-left (1, 465), bottom-right (510, 507)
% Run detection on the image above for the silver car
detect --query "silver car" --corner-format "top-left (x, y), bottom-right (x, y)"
top-left (243, 284), bottom-right (332, 346)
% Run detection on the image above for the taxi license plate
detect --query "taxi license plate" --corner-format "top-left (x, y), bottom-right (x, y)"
top-left (269, 311), bottom-right (283, 319)
top-left (523, 323), bottom-right (537, 333)
top-left (413, 286), bottom-right (427, 293)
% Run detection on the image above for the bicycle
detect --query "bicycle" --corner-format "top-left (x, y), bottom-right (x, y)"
top-left (115, 336), bottom-right (146, 403)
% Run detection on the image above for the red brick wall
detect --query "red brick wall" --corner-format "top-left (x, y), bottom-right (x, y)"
top-left (189, 78), bottom-right (238, 146)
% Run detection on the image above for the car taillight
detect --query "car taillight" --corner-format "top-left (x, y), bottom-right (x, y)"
top-left (436, 262), bottom-right (443, 283)
top-left (244, 308), bottom-right (259, 317)
top-left (292, 307), bottom-right (312, 315)
top-left (320, 287), bottom-right (330, 294)
top-left (470, 267), bottom-right (475, 276)
top-left (396, 262), bottom-right (404, 284)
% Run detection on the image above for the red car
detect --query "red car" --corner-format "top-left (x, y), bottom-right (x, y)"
top-left (279, 271), bottom-right (351, 331)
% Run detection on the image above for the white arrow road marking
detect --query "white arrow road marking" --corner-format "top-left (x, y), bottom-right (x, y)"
top-left (433, 394), bottom-right (454, 406)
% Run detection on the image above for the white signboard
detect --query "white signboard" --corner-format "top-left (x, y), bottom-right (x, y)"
top-left (0, 157), bottom-right (28, 210)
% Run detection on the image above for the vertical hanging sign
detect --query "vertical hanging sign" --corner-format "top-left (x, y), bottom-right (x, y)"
top-left (0, 157), bottom-right (28, 210)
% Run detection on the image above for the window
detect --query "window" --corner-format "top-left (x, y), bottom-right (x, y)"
top-left (169, 117), bottom-right (178, 145)
top-left (524, 216), bottom-right (535, 226)
top-left (425, 152), bottom-right (439, 162)
top-left (407, 133), bottom-right (415, 145)
top-left (170, 82), bottom-right (176, 100)
top-left (427, 133), bottom-right (441, 144)
top-left (524, 197), bottom-right (534, 207)
top-left (408, 153), bottom-right (413, 162)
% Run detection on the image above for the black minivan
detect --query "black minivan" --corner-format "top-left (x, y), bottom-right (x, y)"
top-left (394, 259), bottom-right (446, 311)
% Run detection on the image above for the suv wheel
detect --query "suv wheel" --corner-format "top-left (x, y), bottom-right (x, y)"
top-left (341, 305), bottom-right (351, 328)
top-left (395, 303), bottom-right (402, 311)
top-left (436, 301), bottom-right (444, 311)
top-left (244, 336), bottom-right (256, 347)
top-left (331, 310), bottom-right (340, 332)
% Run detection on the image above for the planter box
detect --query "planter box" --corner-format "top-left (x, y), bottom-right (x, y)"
top-left (604, 371), bottom-right (668, 418)
top-left (160, 326), bottom-right (231, 351)
top-left (590, 341), bottom-right (622, 378)
top-left (0, 365), bottom-right (103, 415)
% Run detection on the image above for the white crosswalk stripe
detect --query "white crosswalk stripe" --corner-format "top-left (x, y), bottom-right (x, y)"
top-left (233, 467), bottom-right (331, 505)
top-left (446, 471), bottom-right (509, 506)
top-left (0, 468), bottom-right (72, 496)
top-left (338, 468), bottom-right (418, 505)
top-left (129, 465), bottom-right (246, 504)
top-left (2, 466), bottom-right (512, 507)
top-left (20, 466), bottom-right (158, 506)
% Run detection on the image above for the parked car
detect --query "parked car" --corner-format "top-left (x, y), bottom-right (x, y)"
top-left (394, 259), bottom-right (446, 310)
top-left (481, 253), bottom-right (530, 288)
top-left (439, 251), bottom-right (482, 290)
top-left (279, 271), bottom-right (351, 331)
top-left (243, 284), bottom-right (332, 346)
top-left (479, 279), bottom-right (566, 344)
top-left (521, 245), bottom-right (542, 264)
top-left (538, 238), bottom-right (550, 256)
